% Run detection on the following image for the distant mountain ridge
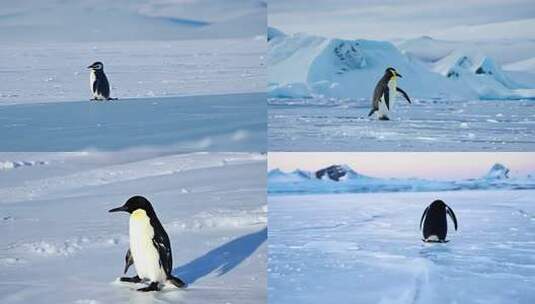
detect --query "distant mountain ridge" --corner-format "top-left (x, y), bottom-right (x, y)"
top-left (268, 30), bottom-right (535, 100)
top-left (268, 163), bottom-right (535, 194)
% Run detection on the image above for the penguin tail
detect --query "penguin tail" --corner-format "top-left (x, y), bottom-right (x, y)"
top-left (168, 274), bottom-right (187, 288)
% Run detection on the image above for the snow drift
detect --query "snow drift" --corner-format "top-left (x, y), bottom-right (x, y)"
top-left (268, 30), bottom-right (534, 100)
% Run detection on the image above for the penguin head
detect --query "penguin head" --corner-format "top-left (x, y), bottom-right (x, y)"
top-left (109, 196), bottom-right (154, 214)
top-left (429, 199), bottom-right (446, 210)
top-left (385, 67), bottom-right (402, 78)
top-left (87, 61), bottom-right (104, 70)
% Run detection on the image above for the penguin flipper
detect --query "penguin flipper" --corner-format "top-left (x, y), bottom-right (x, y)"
top-left (420, 206), bottom-right (429, 230)
top-left (384, 87), bottom-right (390, 110)
top-left (124, 248), bottom-right (133, 274)
top-left (120, 275), bottom-right (142, 283)
top-left (92, 80), bottom-right (98, 97)
top-left (446, 205), bottom-right (458, 230)
top-left (152, 234), bottom-right (173, 276)
top-left (168, 274), bottom-right (187, 288)
top-left (396, 87), bottom-right (412, 104)
top-left (368, 108), bottom-right (377, 117)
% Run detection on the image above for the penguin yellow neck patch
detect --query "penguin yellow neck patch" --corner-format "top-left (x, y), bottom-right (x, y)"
top-left (131, 209), bottom-right (147, 220)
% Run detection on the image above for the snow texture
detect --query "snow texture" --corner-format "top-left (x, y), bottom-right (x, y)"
top-left (269, 97), bottom-right (535, 151)
top-left (269, 190), bottom-right (535, 304)
top-left (0, 39), bottom-right (266, 105)
top-left (0, 152), bottom-right (267, 304)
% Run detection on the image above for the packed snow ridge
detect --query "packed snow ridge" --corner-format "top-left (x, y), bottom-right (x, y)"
top-left (268, 163), bottom-right (535, 194)
top-left (268, 28), bottom-right (535, 100)
top-left (0, 160), bottom-right (47, 171)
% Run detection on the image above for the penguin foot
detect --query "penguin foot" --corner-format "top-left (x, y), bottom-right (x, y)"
top-left (422, 239), bottom-right (449, 243)
top-left (120, 275), bottom-right (142, 283)
top-left (168, 275), bottom-right (187, 288)
top-left (107, 97), bottom-right (118, 100)
top-left (137, 282), bottom-right (160, 292)
top-left (378, 116), bottom-right (390, 121)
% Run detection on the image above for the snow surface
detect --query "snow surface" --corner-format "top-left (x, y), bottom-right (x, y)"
top-left (269, 190), bottom-right (535, 303)
top-left (0, 93), bottom-right (266, 151)
top-left (0, 39), bottom-right (266, 105)
top-left (268, 98), bottom-right (535, 151)
top-left (0, 152), bottom-right (267, 304)
top-left (0, 1), bottom-right (267, 151)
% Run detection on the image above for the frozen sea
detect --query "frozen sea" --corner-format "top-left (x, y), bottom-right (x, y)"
top-left (268, 190), bottom-right (535, 304)
top-left (268, 98), bottom-right (535, 151)
top-left (0, 152), bottom-right (267, 304)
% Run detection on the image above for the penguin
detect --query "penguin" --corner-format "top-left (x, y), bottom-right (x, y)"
top-left (368, 67), bottom-right (412, 120)
top-left (420, 200), bottom-right (458, 243)
top-left (87, 61), bottom-right (116, 101)
top-left (109, 196), bottom-right (186, 292)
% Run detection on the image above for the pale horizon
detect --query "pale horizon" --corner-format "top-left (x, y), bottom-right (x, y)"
top-left (268, 152), bottom-right (535, 180)
top-left (269, 0), bottom-right (535, 42)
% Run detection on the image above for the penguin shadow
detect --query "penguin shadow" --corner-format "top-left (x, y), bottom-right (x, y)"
top-left (172, 227), bottom-right (267, 285)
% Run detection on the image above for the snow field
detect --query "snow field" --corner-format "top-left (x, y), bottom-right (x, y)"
top-left (269, 190), bottom-right (535, 304)
top-left (0, 152), bottom-right (267, 304)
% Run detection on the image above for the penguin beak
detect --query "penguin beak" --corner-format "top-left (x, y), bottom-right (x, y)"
top-left (396, 72), bottom-right (403, 78)
top-left (109, 205), bottom-right (128, 213)
top-left (87, 65), bottom-right (93, 69)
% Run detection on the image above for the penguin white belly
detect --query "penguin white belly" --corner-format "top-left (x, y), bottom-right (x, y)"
top-left (129, 210), bottom-right (166, 283)
top-left (426, 235), bottom-right (439, 241)
top-left (378, 79), bottom-right (398, 119)
top-left (89, 71), bottom-right (104, 100)
top-left (377, 98), bottom-right (390, 119)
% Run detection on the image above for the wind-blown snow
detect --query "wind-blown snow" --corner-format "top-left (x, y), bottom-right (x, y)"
top-left (269, 190), bottom-right (535, 303)
top-left (0, 152), bottom-right (266, 304)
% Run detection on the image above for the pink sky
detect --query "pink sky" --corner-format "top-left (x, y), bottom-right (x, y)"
top-left (268, 152), bottom-right (535, 180)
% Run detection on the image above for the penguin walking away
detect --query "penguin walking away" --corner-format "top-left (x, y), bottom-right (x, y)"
top-left (109, 196), bottom-right (186, 292)
top-left (87, 61), bottom-right (117, 101)
top-left (368, 67), bottom-right (412, 120)
top-left (420, 200), bottom-right (458, 243)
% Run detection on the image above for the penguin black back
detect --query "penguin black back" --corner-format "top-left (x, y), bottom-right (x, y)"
top-left (420, 199), bottom-right (458, 242)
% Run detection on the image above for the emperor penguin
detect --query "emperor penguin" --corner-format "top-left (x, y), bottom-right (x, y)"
top-left (109, 196), bottom-right (186, 291)
top-left (87, 61), bottom-right (116, 101)
top-left (368, 67), bottom-right (412, 120)
top-left (420, 200), bottom-right (458, 243)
